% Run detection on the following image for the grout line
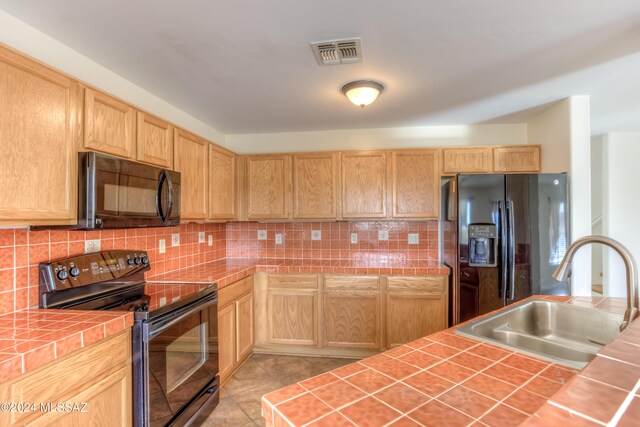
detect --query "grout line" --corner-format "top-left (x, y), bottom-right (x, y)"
top-left (608, 377), bottom-right (640, 426)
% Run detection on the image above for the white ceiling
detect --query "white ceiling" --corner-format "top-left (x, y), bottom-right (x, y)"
top-left (0, 0), bottom-right (639, 135)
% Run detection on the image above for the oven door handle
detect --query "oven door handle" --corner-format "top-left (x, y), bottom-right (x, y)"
top-left (144, 293), bottom-right (217, 340)
top-left (156, 170), bottom-right (174, 224)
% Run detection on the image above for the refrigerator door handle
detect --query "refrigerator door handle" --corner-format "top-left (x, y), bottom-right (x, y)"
top-left (508, 200), bottom-right (516, 301)
top-left (498, 201), bottom-right (508, 300)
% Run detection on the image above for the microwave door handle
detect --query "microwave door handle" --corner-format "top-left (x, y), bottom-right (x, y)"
top-left (164, 171), bottom-right (174, 222)
top-left (156, 171), bottom-right (173, 224)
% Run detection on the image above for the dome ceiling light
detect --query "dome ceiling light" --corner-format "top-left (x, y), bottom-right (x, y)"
top-left (341, 80), bottom-right (384, 108)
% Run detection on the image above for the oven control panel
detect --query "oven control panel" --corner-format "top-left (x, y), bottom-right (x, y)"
top-left (39, 250), bottom-right (151, 292)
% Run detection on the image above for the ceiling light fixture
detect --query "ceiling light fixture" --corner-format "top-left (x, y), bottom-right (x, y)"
top-left (342, 80), bottom-right (384, 108)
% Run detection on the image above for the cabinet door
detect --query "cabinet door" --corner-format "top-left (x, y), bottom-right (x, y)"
top-left (174, 129), bottom-right (209, 220)
top-left (84, 88), bottom-right (136, 158)
top-left (386, 276), bottom-right (448, 348)
top-left (341, 152), bottom-right (388, 218)
top-left (136, 112), bottom-right (173, 168)
top-left (235, 292), bottom-right (254, 363)
top-left (30, 366), bottom-right (132, 427)
top-left (0, 46), bottom-right (80, 225)
top-left (209, 146), bottom-right (236, 220)
top-left (392, 150), bottom-right (440, 218)
top-left (442, 147), bottom-right (492, 174)
top-left (267, 276), bottom-right (319, 346)
top-left (493, 146), bottom-right (541, 172)
top-left (323, 276), bottom-right (381, 349)
top-left (292, 153), bottom-right (338, 219)
top-left (246, 155), bottom-right (291, 219)
top-left (218, 303), bottom-right (236, 384)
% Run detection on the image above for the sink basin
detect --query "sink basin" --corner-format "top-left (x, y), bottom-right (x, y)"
top-left (455, 299), bottom-right (624, 369)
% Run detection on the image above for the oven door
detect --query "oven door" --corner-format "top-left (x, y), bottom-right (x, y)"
top-left (140, 294), bottom-right (219, 426)
top-left (86, 152), bottom-right (180, 228)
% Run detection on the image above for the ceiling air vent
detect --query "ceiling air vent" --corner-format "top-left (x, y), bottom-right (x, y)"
top-left (311, 38), bottom-right (362, 65)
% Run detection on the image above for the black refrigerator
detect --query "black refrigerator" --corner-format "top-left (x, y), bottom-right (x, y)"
top-left (441, 174), bottom-right (570, 324)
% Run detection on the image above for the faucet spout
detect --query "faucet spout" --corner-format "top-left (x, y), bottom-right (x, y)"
top-left (553, 235), bottom-right (639, 332)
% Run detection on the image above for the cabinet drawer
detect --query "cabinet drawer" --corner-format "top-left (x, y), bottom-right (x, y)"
top-left (324, 275), bottom-right (379, 291)
top-left (268, 274), bottom-right (318, 290)
top-left (387, 276), bottom-right (446, 294)
top-left (219, 275), bottom-right (253, 308)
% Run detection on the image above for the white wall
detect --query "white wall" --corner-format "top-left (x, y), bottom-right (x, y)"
top-left (527, 96), bottom-right (592, 296)
top-left (591, 136), bottom-right (604, 288)
top-left (226, 124), bottom-right (527, 153)
top-left (601, 132), bottom-right (640, 297)
top-left (0, 10), bottom-right (226, 146)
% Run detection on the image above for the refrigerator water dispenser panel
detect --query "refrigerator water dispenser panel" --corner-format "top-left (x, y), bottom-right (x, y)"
top-left (468, 224), bottom-right (498, 267)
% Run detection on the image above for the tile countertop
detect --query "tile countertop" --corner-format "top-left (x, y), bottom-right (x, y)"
top-left (0, 310), bottom-right (133, 384)
top-left (147, 258), bottom-right (450, 289)
top-left (261, 296), bottom-right (640, 427)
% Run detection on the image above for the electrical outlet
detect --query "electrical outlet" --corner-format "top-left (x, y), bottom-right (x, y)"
top-left (378, 230), bottom-right (389, 241)
top-left (311, 230), bottom-right (321, 241)
top-left (408, 233), bottom-right (420, 245)
top-left (159, 297), bottom-right (167, 307)
top-left (257, 230), bottom-right (267, 240)
top-left (84, 239), bottom-right (100, 254)
top-left (208, 235), bottom-right (213, 246)
top-left (198, 231), bottom-right (205, 243)
top-left (350, 233), bottom-right (358, 244)
top-left (275, 233), bottom-right (283, 245)
top-left (159, 239), bottom-right (166, 254)
top-left (172, 233), bottom-right (180, 246)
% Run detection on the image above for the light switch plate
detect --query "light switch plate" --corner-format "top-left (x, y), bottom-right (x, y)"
top-left (257, 230), bottom-right (267, 240)
top-left (408, 233), bottom-right (420, 245)
top-left (159, 239), bottom-right (166, 254)
top-left (311, 230), bottom-right (321, 241)
top-left (378, 230), bottom-right (389, 241)
top-left (208, 235), bottom-right (213, 246)
top-left (350, 233), bottom-right (358, 244)
top-left (198, 231), bottom-right (205, 243)
top-left (84, 240), bottom-right (100, 254)
top-left (172, 233), bottom-right (180, 247)
top-left (275, 233), bottom-right (283, 245)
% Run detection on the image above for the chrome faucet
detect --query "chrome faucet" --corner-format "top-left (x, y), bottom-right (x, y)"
top-left (553, 235), bottom-right (639, 331)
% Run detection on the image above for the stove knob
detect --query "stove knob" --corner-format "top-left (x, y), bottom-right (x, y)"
top-left (56, 270), bottom-right (68, 281)
top-left (135, 306), bottom-right (144, 312)
top-left (134, 257), bottom-right (142, 265)
top-left (69, 267), bottom-right (80, 278)
top-left (127, 258), bottom-right (135, 266)
top-left (141, 256), bottom-right (149, 265)
top-left (142, 304), bottom-right (149, 311)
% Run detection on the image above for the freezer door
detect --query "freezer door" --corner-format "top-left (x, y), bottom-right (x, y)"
top-left (506, 174), bottom-right (570, 301)
top-left (458, 175), bottom-right (506, 322)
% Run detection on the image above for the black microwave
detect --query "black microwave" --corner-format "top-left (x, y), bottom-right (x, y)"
top-left (76, 152), bottom-right (180, 229)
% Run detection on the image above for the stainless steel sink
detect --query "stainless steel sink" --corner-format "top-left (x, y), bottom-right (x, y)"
top-left (455, 299), bottom-right (624, 369)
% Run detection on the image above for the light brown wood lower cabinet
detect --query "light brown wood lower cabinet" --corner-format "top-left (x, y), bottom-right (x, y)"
top-left (253, 273), bottom-right (449, 357)
top-left (386, 276), bottom-right (449, 348)
top-left (0, 330), bottom-right (132, 427)
top-left (323, 275), bottom-right (381, 350)
top-left (217, 276), bottom-right (254, 385)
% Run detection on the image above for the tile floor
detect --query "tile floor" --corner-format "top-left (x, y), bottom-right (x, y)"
top-left (201, 354), bottom-right (357, 426)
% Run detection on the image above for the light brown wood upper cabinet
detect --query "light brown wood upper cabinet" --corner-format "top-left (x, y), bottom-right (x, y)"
top-left (493, 145), bottom-right (541, 172)
top-left (84, 88), bottom-right (136, 159)
top-left (209, 146), bottom-right (237, 220)
top-left (292, 153), bottom-right (339, 219)
top-left (0, 46), bottom-right (81, 226)
top-left (392, 150), bottom-right (440, 218)
top-left (442, 147), bottom-right (493, 174)
top-left (174, 128), bottom-right (208, 220)
top-left (341, 151), bottom-right (388, 218)
top-left (136, 112), bottom-right (173, 168)
top-left (246, 154), bottom-right (291, 220)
